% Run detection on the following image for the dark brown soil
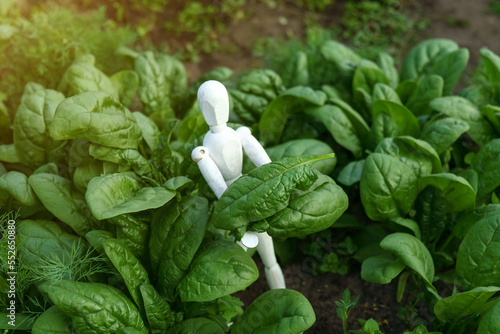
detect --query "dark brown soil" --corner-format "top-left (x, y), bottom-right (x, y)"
top-left (235, 257), bottom-right (416, 333)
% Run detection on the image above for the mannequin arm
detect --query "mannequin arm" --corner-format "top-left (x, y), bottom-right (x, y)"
top-left (191, 146), bottom-right (227, 199)
top-left (236, 127), bottom-right (271, 168)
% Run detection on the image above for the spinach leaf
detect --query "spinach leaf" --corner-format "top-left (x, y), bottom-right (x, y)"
top-left (421, 118), bottom-right (469, 155)
top-left (110, 70), bottom-right (139, 107)
top-left (380, 233), bottom-right (437, 295)
top-left (31, 306), bottom-right (73, 334)
top-left (434, 286), bottom-right (500, 322)
top-left (29, 173), bottom-right (98, 235)
top-left (427, 48), bottom-right (469, 95)
top-left (49, 91), bottom-right (142, 149)
top-left (58, 54), bottom-right (118, 98)
top-left (265, 139), bottom-right (336, 175)
top-left (258, 87), bottom-right (326, 144)
top-left (133, 112), bottom-right (160, 151)
top-left (237, 69), bottom-right (285, 101)
top-left (480, 48), bottom-right (500, 101)
top-left (360, 153), bottom-right (418, 221)
top-left (478, 302), bottom-right (500, 334)
top-left (372, 100), bottom-right (420, 138)
top-left (89, 144), bottom-right (154, 178)
top-left (40, 280), bottom-right (147, 334)
top-left (368, 113), bottom-right (399, 149)
top-left (231, 289), bottom-right (315, 334)
top-left (377, 52), bottom-right (399, 88)
top-left (211, 155), bottom-right (331, 237)
top-left (471, 139), bottom-right (500, 196)
top-left (0, 171), bottom-right (39, 208)
top-left (405, 75), bottom-right (443, 116)
top-left (266, 174), bottom-right (348, 237)
top-left (453, 205), bottom-right (500, 238)
top-left (230, 90), bottom-right (268, 124)
top-left (86, 173), bottom-right (175, 220)
top-left (372, 83), bottom-right (401, 104)
top-left (338, 160), bottom-right (365, 186)
top-left (329, 97), bottom-right (371, 148)
top-left (85, 230), bottom-right (114, 254)
top-left (320, 40), bottom-right (362, 82)
top-left (414, 187), bottom-right (447, 245)
top-left (417, 173), bottom-right (476, 212)
top-left (156, 197), bottom-right (208, 301)
top-left (361, 254), bottom-right (406, 284)
top-left (375, 136), bottom-right (442, 177)
top-left (139, 283), bottom-right (175, 333)
top-left (13, 87), bottom-right (67, 167)
top-left (177, 240), bottom-right (258, 302)
top-left (456, 214), bottom-right (500, 289)
top-left (110, 214), bottom-right (149, 259)
top-left (103, 238), bottom-right (150, 315)
top-left (306, 105), bottom-right (364, 158)
top-left (281, 51), bottom-right (309, 87)
top-left (430, 96), bottom-right (495, 146)
top-left (401, 39), bottom-right (458, 81)
top-left (165, 318), bottom-right (223, 334)
top-left (18, 219), bottom-right (81, 265)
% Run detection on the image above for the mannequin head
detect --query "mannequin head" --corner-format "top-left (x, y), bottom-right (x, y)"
top-left (197, 80), bottom-right (229, 129)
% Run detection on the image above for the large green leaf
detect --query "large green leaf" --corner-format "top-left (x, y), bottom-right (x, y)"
top-left (320, 40), bottom-right (362, 82)
top-left (306, 105), bottom-right (363, 158)
top-left (427, 48), bottom-right (469, 95)
top-left (401, 39), bottom-right (458, 81)
top-left (471, 139), bottom-right (500, 196)
top-left (40, 281), bottom-right (147, 334)
top-left (361, 254), bottom-right (406, 284)
top-left (478, 302), bottom-right (500, 334)
top-left (18, 219), bottom-right (81, 266)
top-left (58, 54), bottom-right (118, 98)
top-left (231, 289), bottom-right (315, 334)
top-left (156, 197), bottom-right (208, 300)
top-left (109, 215), bottom-right (149, 259)
top-left (258, 87), bottom-right (326, 144)
top-left (360, 153), bottom-right (418, 221)
top-left (177, 240), bottom-right (258, 302)
top-left (380, 233), bottom-right (437, 293)
top-left (417, 173), bottom-right (476, 212)
top-left (89, 144), bottom-right (154, 177)
top-left (111, 70), bottom-right (139, 107)
top-left (372, 100), bottom-right (420, 138)
top-left (13, 87), bottom-right (67, 167)
top-left (264, 139), bottom-right (336, 175)
top-left (86, 173), bottom-right (175, 220)
top-left (266, 174), bottom-right (348, 237)
top-left (421, 118), bottom-right (469, 155)
top-left (453, 205), bottom-right (500, 238)
top-left (133, 112), bottom-right (160, 151)
top-left (338, 160), bottom-right (365, 186)
top-left (480, 48), bottom-right (500, 101)
top-left (405, 75), bottom-right (443, 116)
top-left (0, 171), bottom-right (39, 208)
top-left (103, 238), bottom-right (150, 315)
top-left (456, 215), bottom-right (500, 289)
top-left (49, 91), bottom-right (142, 149)
top-left (375, 136), bottom-right (441, 177)
top-left (434, 286), bottom-right (500, 322)
top-left (139, 284), bottom-right (175, 333)
top-left (430, 96), bottom-right (495, 146)
top-left (29, 173), bottom-right (98, 235)
top-left (211, 155), bottom-right (332, 237)
top-left (32, 306), bottom-right (73, 334)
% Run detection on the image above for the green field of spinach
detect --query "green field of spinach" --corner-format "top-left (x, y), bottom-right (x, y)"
top-left (0, 49), bottom-right (347, 333)
top-left (1, 36), bottom-right (500, 333)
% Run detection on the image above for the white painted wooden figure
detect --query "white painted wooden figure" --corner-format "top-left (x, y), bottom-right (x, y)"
top-left (191, 80), bottom-right (286, 290)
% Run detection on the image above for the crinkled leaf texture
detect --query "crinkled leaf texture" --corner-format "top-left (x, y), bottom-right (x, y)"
top-left (231, 289), bottom-right (315, 334)
top-left (49, 91), bottom-right (142, 149)
top-left (140, 283), bottom-right (175, 333)
top-left (86, 173), bottom-right (175, 220)
top-left (103, 238), bottom-right (149, 315)
top-left (471, 139), bottom-right (500, 196)
top-left (266, 174), bottom-right (348, 238)
top-left (13, 86), bottom-right (67, 167)
top-left (360, 153), bottom-right (418, 221)
top-left (456, 214), bottom-right (500, 289)
top-left (434, 286), bottom-right (500, 322)
top-left (177, 240), bottom-right (258, 302)
top-left (478, 302), bottom-right (500, 334)
top-left (155, 197), bottom-right (208, 301)
top-left (40, 280), bottom-right (147, 334)
top-left (29, 173), bottom-right (98, 235)
top-left (211, 155), bottom-right (334, 236)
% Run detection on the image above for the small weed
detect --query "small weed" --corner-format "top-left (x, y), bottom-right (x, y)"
top-left (335, 288), bottom-right (360, 334)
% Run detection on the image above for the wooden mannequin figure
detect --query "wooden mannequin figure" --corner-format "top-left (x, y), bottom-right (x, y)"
top-left (191, 80), bottom-right (286, 289)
